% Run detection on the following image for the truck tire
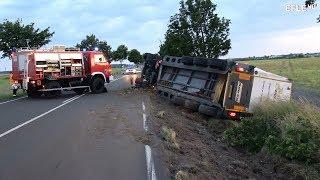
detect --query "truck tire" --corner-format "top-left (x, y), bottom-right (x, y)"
top-left (198, 104), bottom-right (220, 117)
top-left (184, 99), bottom-right (200, 111)
top-left (207, 59), bottom-right (229, 71)
top-left (44, 81), bottom-right (61, 97)
top-left (171, 96), bottom-right (185, 106)
top-left (193, 57), bottom-right (208, 67)
top-left (181, 56), bottom-right (194, 65)
top-left (74, 88), bottom-right (86, 95)
top-left (27, 89), bottom-right (42, 98)
top-left (91, 77), bottom-right (106, 94)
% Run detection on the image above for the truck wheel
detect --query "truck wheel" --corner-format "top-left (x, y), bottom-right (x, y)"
top-left (198, 104), bottom-right (220, 117)
top-left (193, 57), bottom-right (208, 67)
top-left (44, 81), bottom-right (61, 97)
top-left (207, 59), bottom-right (229, 71)
top-left (171, 96), bottom-right (185, 106)
top-left (184, 99), bottom-right (200, 111)
top-left (27, 89), bottom-right (42, 98)
top-left (74, 88), bottom-right (86, 95)
top-left (91, 77), bottom-right (106, 94)
top-left (181, 56), bottom-right (194, 65)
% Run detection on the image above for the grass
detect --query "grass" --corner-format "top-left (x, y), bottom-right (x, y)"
top-left (111, 67), bottom-right (124, 75)
top-left (161, 126), bottom-right (180, 149)
top-left (225, 100), bottom-right (320, 164)
top-left (242, 57), bottom-right (320, 93)
top-left (0, 75), bottom-right (25, 100)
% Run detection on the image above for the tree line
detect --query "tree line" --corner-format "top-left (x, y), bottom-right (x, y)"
top-left (0, 20), bottom-right (144, 64)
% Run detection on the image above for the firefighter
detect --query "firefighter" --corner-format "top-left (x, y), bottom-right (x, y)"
top-left (9, 72), bottom-right (19, 97)
top-left (149, 58), bottom-right (162, 85)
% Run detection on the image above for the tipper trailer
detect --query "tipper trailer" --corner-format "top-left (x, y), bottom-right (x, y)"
top-left (11, 46), bottom-right (112, 97)
top-left (156, 56), bottom-right (292, 119)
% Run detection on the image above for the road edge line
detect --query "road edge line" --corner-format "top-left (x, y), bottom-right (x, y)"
top-left (142, 101), bottom-right (157, 180)
top-left (0, 96), bottom-right (27, 105)
top-left (0, 94), bottom-right (85, 138)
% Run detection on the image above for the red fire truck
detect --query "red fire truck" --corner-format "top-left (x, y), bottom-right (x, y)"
top-left (11, 46), bottom-right (112, 97)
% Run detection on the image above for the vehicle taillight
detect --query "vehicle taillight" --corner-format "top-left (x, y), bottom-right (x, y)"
top-left (236, 67), bottom-right (245, 72)
top-left (228, 112), bottom-right (237, 117)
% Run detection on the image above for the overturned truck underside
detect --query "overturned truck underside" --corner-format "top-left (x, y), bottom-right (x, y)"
top-left (156, 56), bottom-right (292, 119)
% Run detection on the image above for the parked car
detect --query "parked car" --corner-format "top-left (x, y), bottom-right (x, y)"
top-left (124, 66), bottom-right (140, 74)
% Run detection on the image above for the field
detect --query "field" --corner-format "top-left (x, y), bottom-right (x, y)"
top-left (0, 75), bottom-right (25, 100)
top-left (111, 67), bottom-right (124, 75)
top-left (243, 57), bottom-right (320, 93)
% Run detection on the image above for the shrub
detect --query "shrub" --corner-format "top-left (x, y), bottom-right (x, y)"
top-left (225, 100), bottom-right (320, 164)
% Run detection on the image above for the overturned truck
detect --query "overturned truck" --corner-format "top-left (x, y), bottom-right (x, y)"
top-left (156, 56), bottom-right (292, 119)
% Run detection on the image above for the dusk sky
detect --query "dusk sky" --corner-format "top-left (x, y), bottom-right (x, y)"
top-left (0, 0), bottom-right (319, 71)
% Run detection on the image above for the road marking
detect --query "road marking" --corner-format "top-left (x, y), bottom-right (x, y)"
top-left (142, 101), bottom-right (157, 180)
top-left (143, 113), bottom-right (148, 131)
top-left (62, 95), bottom-right (81, 104)
top-left (142, 102), bottom-right (146, 111)
top-left (0, 94), bottom-right (85, 139)
top-left (145, 145), bottom-right (157, 180)
top-left (0, 96), bottom-right (27, 105)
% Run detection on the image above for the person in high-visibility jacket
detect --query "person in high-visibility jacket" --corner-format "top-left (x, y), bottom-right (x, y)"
top-left (9, 73), bottom-right (19, 97)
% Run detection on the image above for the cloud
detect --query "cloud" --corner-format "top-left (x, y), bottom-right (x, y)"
top-left (228, 26), bottom-right (320, 58)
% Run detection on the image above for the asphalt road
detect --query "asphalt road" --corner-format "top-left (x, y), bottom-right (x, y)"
top-left (0, 74), bottom-right (165, 180)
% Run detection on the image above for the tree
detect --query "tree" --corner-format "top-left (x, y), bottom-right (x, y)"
top-left (76, 34), bottom-right (112, 58)
top-left (305, 0), bottom-right (319, 22)
top-left (159, 0), bottom-right (231, 58)
top-left (112, 44), bottom-right (128, 60)
top-left (128, 49), bottom-right (143, 64)
top-left (0, 19), bottom-right (54, 59)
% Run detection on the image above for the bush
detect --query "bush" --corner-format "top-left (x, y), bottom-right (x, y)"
top-left (225, 100), bottom-right (320, 164)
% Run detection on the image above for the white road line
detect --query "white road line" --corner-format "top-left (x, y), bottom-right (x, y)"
top-left (0, 96), bottom-right (27, 105)
top-left (142, 102), bottom-right (146, 111)
top-left (145, 145), bottom-right (157, 180)
top-left (0, 94), bottom-right (85, 139)
top-left (142, 101), bottom-right (157, 180)
top-left (143, 113), bottom-right (148, 131)
top-left (62, 95), bottom-right (80, 104)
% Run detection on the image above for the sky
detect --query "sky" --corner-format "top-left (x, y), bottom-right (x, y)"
top-left (0, 0), bottom-right (319, 71)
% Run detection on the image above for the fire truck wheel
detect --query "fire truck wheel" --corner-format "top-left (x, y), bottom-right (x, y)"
top-left (74, 88), bottom-right (86, 95)
top-left (44, 81), bottom-right (61, 97)
top-left (181, 56), bottom-right (194, 65)
top-left (27, 89), bottom-right (42, 98)
top-left (91, 77), bottom-right (106, 94)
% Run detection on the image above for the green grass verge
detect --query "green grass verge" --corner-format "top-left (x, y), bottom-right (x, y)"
top-left (225, 100), bottom-right (320, 164)
top-left (111, 67), bottom-right (124, 75)
top-left (243, 57), bottom-right (320, 93)
top-left (0, 75), bottom-right (25, 101)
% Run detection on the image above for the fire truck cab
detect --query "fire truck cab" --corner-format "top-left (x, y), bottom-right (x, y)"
top-left (11, 47), bottom-right (112, 97)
